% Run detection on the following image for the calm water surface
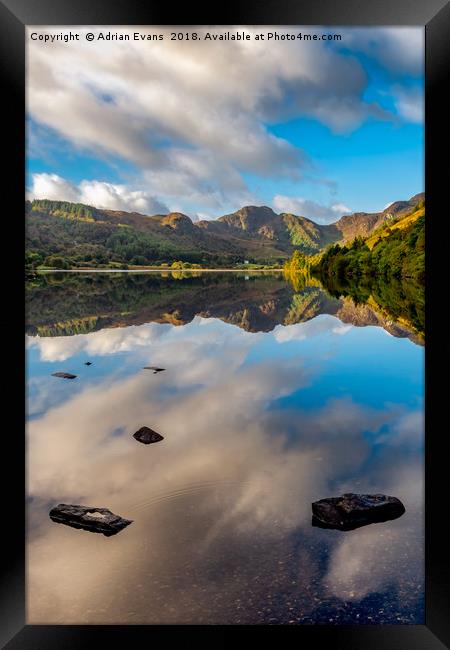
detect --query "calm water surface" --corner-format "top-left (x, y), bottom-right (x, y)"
top-left (26, 272), bottom-right (424, 624)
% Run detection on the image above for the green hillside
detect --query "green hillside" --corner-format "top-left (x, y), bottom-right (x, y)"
top-left (25, 193), bottom-right (424, 270)
top-left (313, 204), bottom-right (424, 283)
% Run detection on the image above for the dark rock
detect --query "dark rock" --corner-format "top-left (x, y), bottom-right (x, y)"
top-left (143, 366), bottom-right (165, 374)
top-left (312, 493), bottom-right (405, 531)
top-left (133, 426), bottom-right (164, 444)
top-left (49, 503), bottom-right (132, 536)
top-left (85, 361), bottom-right (92, 366)
top-left (51, 372), bottom-right (77, 379)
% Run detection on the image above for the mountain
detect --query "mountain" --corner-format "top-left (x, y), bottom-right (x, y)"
top-left (199, 194), bottom-right (424, 250)
top-left (314, 200), bottom-right (425, 283)
top-left (333, 193), bottom-right (424, 241)
top-left (197, 206), bottom-right (341, 253)
top-left (25, 193), bottom-right (424, 269)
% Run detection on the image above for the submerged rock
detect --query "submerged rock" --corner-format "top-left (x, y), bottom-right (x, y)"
top-left (51, 372), bottom-right (77, 379)
top-left (312, 493), bottom-right (405, 531)
top-left (133, 426), bottom-right (164, 444)
top-left (49, 504), bottom-right (132, 536)
top-left (143, 366), bottom-right (165, 374)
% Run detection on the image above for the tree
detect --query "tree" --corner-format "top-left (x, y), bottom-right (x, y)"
top-left (44, 255), bottom-right (69, 269)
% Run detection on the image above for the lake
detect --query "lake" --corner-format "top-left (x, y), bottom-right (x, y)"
top-left (26, 272), bottom-right (424, 624)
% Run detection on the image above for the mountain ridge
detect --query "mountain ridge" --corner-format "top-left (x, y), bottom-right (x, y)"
top-left (26, 193), bottom-right (424, 268)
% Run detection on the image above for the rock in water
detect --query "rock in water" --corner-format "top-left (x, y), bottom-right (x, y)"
top-left (311, 493), bottom-right (405, 531)
top-left (51, 372), bottom-right (77, 379)
top-left (133, 426), bottom-right (164, 444)
top-left (85, 361), bottom-right (92, 366)
top-left (49, 504), bottom-right (132, 536)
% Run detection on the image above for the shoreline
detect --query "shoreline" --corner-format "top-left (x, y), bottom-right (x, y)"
top-left (36, 268), bottom-right (285, 273)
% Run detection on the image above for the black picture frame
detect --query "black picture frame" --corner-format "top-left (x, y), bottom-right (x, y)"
top-left (3, 1), bottom-right (449, 647)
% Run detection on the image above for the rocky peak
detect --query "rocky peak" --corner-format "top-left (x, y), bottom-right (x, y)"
top-left (218, 205), bottom-right (278, 232)
top-left (161, 212), bottom-right (194, 230)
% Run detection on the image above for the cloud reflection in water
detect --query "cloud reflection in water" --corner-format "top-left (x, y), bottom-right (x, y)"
top-left (26, 312), bottom-right (424, 624)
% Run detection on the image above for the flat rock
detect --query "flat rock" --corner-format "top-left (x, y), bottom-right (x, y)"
top-left (51, 372), bottom-right (77, 379)
top-left (312, 493), bottom-right (405, 531)
top-left (143, 366), bottom-right (165, 374)
top-left (49, 503), bottom-right (132, 536)
top-left (133, 426), bottom-right (164, 444)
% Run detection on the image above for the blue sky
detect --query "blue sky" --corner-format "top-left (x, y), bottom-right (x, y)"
top-left (26, 26), bottom-right (424, 222)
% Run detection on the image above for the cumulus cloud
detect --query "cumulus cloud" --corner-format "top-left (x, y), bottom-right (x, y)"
top-left (26, 26), bottom-right (418, 213)
top-left (26, 27), bottom-right (309, 211)
top-left (341, 27), bottom-right (424, 76)
top-left (273, 194), bottom-right (351, 223)
top-left (27, 26), bottom-right (365, 158)
top-left (29, 172), bottom-right (80, 203)
top-left (392, 85), bottom-right (424, 123)
top-left (28, 172), bottom-right (169, 214)
top-left (140, 149), bottom-right (257, 211)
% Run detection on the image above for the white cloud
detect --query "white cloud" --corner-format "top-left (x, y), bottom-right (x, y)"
top-left (273, 194), bottom-right (351, 223)
top-left (29, 172), bottom-right (80, 203)
top-left (341, 27), bottom-right (424, 76)
top-left (28, 173), bottom-right (169, 214)
top-left (140, 149), bottom-right (257, 211)
top-left (392, 85), bottom-right (424, 123)
top-left (26, 26), bottom-right (417, 213)
top-left (26, 27), bottom-right (309, 211)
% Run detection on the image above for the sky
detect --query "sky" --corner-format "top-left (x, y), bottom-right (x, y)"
top-left (26, 26), bottom-right (424, 223)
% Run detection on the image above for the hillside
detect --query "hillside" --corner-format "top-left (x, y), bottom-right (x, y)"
top-left (25, 193), bottom-right (424, 269)
top-left (313, 201), bottom-right (425, 283)
top-left (333, 193), bottom-right (424, 241)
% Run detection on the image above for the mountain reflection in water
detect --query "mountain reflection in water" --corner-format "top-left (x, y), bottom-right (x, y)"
top-left (26, 271), bottom-right (424, 344)
top-left (26, 272), bottom-right (424, 625)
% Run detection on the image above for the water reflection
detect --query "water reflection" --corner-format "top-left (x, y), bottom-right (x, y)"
top-left (26, 273), bottom-right (424, 624)
top-left (26, 271), bottom-right (424, 343)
